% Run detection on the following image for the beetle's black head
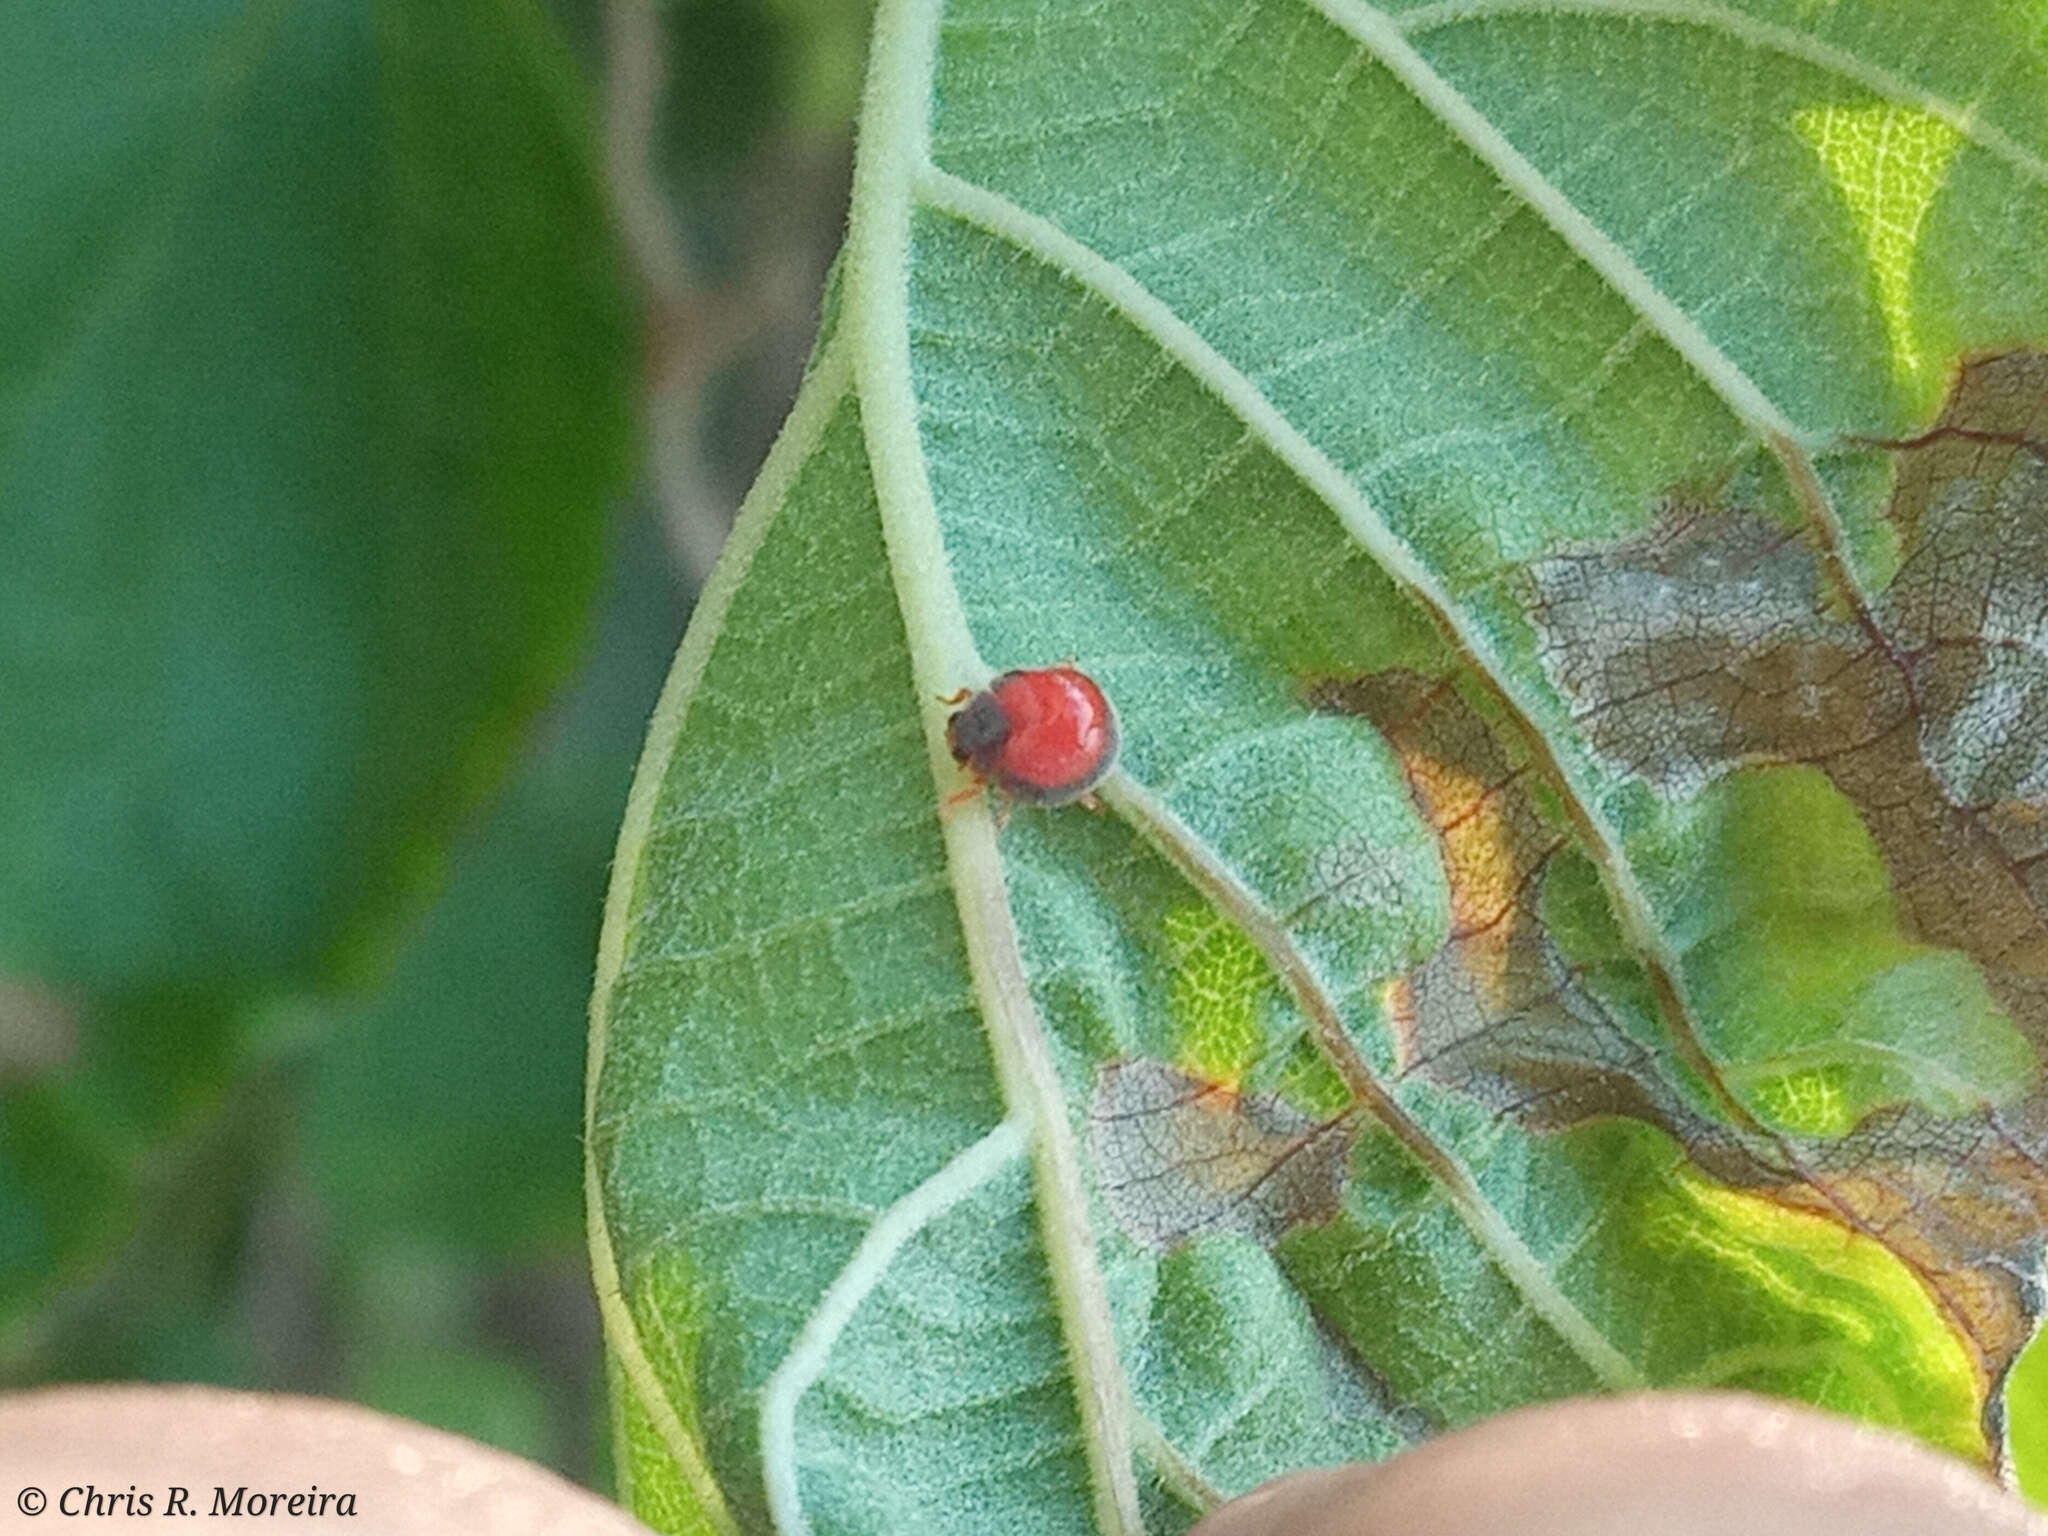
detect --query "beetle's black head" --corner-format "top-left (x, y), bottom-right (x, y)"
top-left (945, 690), bottom-right (1011, 769)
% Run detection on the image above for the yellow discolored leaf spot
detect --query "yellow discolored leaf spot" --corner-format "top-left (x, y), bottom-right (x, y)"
top-left (1793, 103), bottom-right (1965, 399)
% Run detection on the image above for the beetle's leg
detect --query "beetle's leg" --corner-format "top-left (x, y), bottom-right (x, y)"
top-left (939, 781), bottom-right (984, 821)
top-left (937, 687), bottom-right (973, 706)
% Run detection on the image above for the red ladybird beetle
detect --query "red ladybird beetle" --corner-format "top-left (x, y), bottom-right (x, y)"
top-left (944, 665), bottom-right (1119, 810)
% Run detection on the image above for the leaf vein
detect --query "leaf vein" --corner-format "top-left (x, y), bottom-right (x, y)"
top-left (1396, 0), bottom-right (2048, 189)
top-left (760, 1118), bottom-right (1033, 1536)
top-left (1100, 770), bottom-right (1643, 1391)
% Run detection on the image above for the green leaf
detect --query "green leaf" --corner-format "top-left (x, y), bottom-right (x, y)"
top-left (588, 0), bottom-right (2048, 1530)
top-left (352, 1344), bottom-right (553, 1465)
top-left (0, 982), bottom-right (260, 1347)
top-left (0, 1080), bottom-right (132, 1341)
top-left (301, 732), bottom-right (623, 1257)
top-left (304, 512), bottom-right (684, 1259)
top-left (0, 0), bottom-right (633, 993)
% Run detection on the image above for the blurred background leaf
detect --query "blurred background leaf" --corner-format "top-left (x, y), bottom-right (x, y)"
top-left (2, 0), bottom-right (630, 993)
top-left (0, 0), bottom-right (866, 1486)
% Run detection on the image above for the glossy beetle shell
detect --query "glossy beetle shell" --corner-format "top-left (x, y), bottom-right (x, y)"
top-left (945, 666), bottom-right (1119, 807)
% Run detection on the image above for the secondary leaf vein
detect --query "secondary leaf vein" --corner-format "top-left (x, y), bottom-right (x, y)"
top-left (1395, 0), bottom-right (2048, 189)
top-left (760, 1118), bottom-right (1033, 1536)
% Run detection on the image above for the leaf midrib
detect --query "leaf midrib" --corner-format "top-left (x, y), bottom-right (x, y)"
top-left (839, 0), bottom-right (1147, 1529)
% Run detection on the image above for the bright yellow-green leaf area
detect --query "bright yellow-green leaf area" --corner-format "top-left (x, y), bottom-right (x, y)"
top-left (1168, 904), bottom-right (1276, 1088)
top-left (1744, 1063), bottom-right (1858, 1139)
top-left (1793, 103), bottom-right (1965, 402)
top-left (616, 1372), bottom-right (725, 1536)
top-left (1650, 1161), bottom-right (1983, 1462)
top-left (2007, 1327), bottom-right (2048, 1505)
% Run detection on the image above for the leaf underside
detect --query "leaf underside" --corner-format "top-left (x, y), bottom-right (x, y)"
top-left (588, 1), bottom-right (2048, 1531)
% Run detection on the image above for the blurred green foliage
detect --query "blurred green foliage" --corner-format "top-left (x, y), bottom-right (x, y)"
top-left (2, 0), bottom-right (632, 995)
top-left (0, 0), bottom-right (864, 1486)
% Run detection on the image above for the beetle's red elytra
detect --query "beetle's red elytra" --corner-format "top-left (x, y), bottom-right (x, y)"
top-left (944, 666), bottom-right (1119, 809)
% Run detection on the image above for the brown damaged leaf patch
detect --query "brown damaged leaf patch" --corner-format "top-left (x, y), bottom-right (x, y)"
top-left (1305, 668), bottom-right (1743, 1149)
top-left (1529, 350), bottom-right (2048, 1035)
top-left (1091, 1059), bottom-right (1355, 1252)
top-left (1302, 352), bottom-right (2048, 1423)
top-left (1520, 351), bottom-right (2048, 1406)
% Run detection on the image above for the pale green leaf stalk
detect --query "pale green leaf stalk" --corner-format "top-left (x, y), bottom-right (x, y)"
top-left (588, 0), bottom-right (2048, 1530)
